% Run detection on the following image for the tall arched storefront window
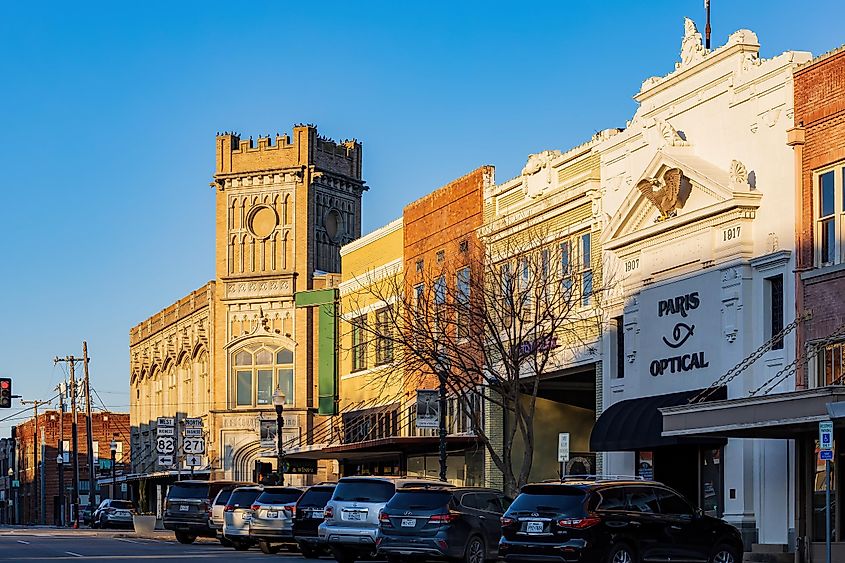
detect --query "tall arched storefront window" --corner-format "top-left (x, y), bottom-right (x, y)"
top-left (232, 343), bottom-right (294, 407)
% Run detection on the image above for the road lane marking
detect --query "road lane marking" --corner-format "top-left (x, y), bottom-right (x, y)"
top-left (65, 552), bottom-right (83, 557)
top-left (16, 540), bottom-right (29, 544)
top-left (116, 538), bottom-right (139, 543)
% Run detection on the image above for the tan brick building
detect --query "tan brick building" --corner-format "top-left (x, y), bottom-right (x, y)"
top-left (14, 410), bottom-right (129, 525)
top-left (130, 125), bottom-right (366, 491)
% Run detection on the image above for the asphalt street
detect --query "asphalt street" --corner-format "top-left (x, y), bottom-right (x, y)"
top-left (0, 528), bottom-right (297, 561)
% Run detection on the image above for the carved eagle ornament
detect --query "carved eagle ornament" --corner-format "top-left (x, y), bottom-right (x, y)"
top-left (637, 167), bottom-right (683, 220)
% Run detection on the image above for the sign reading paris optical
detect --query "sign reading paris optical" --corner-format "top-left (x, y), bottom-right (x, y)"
top-left (641, 281), bottom-right (716, 380)
top-left (649, 291), bottom-right (709, 376)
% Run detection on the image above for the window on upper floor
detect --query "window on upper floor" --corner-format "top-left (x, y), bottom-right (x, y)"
top-left (765, 274), bottom-right (784, 351)
top-left (351, 315), bottom-right (368, 372)
top-left (816, 164), bottom-right (845, 266)
top-left (820, 341), bottom-right (845, 386)
top-left (375, 307), bottom-right (394, 365)
top-left (580, 232), bottom-right (593, 307)
top-left (232, 343), bottom-right (294, 407)
top-left (456, 267), bottom-right (471, 339)
top-left (436, 250), bottom-right (445, 263)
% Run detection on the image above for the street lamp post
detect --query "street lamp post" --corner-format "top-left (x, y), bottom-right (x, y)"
top-left (56, 454), bottom-right (64, 526)
top-left (436, 354), bottom-right (450, 484)
top-left (109, 439), bottom-right (117, 500)
top-left (272, 388), bottom-right (286, 486)
top-left (6, 468), bottom-right (12, 525)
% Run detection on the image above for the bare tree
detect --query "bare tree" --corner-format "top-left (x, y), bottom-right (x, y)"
top-left (345, 226), bottom-right (610, 496)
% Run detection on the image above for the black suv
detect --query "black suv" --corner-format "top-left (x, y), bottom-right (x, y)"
top-left (378, 487), bottom-right (510, 563)
top-left (499, 479), bottom-right (743, 563)
top-left (294, 484), bottom-right (336, 558)
top-left (163, 480), bottom-right (242, 544)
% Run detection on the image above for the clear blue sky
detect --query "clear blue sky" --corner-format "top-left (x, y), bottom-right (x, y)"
top-left (0, 1), bottom-right (842, 434)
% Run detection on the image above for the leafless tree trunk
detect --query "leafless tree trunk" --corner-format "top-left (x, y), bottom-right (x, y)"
top-left (344, 225), bottom-right (610, 496)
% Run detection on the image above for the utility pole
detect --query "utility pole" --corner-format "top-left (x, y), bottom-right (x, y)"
top-left (82, 342), bottom-right (96, 519)
top-left (20, 399), bottom-right (50, 525)
top-left (56, 383), bottom-right (66, 527)
top-left (54, 355), bottom-right (83, 528)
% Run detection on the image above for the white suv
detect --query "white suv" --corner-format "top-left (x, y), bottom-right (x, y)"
top-left (319, 477), bottom-right (451, 563)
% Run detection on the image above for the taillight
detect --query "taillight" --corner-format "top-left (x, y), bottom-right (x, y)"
top-left (557, 516), bottom-right (601, 529)
top-left (250, 504), bottom-right (261, 511)
top-left (224, 505), bottom-right (234, 512)
top-left (378, 511), bottom-right (392, 527)
top-left (324, 506), bottom-right (333, 519)
top-left (500, 516), bottom-right (516, 527)
top-left (429, 512), bottom-right (460, 523)
top-left (284, 504), bottom-right (296, 516)
top-left (107, 508), bottom-right (116, 514)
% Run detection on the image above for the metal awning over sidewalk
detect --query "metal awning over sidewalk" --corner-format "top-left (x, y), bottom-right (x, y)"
top-left (660, 386), bottom-right (845, 439)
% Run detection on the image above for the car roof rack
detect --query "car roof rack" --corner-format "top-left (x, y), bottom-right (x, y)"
top-left (558, 474), bottom-right (646, 482)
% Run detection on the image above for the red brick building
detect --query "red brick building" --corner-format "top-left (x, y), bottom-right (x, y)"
top-left (15, 410), bottom-right (130, 525)
top-left (403, 165), bottom-right (492, 391)
top-left (792, 47), bottom-right (845, 388)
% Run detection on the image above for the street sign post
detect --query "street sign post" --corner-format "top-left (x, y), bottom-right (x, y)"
top-left (185, 455), bottom-right (202, 467)
top-left (416, 389), bottom-right (439, 429)
top-left (157, 455), bottom-right (174, 467)
top-left (184, 428), bottom-right (203, 437)
top-left (184, 418), bottom-right (203, 428)
top-left (558, 432), bottom-right (570, 479)
top-left (182, 437), bottom-right (205, 455)
top-left (820, 420), bottom-right (834, 563)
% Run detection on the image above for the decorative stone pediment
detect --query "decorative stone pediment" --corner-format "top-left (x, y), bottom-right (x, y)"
top-left (678, 17), bottom-right (707, 69)
top-left (520, 150), bottom-right (561, 199)
top-left (604, 149), bottom-right (756, 246)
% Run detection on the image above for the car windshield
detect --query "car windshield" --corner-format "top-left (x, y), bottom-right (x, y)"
top-left (298, 487), bottom-right (335, 507)
top-left (386, 490), bottom-right (452, 511)
top-left (229, 489), bottom-right (262, 507)
top-left (257, 489), bottom-right (302, 505)
top-left (214, 489), bottom-right (234, 506)
top-left (110, 501), bottom-right (134, 510)
top-left (333, 480), bottom-right (395, 502)
top-left (167, 484), bottom-right (209, 500)
top-left (510, 486), bottom-right (587, 516)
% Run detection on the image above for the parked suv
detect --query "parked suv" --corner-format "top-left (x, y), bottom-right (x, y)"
top-left (499, 479), bottom-right (743, 563)
top-left (223, 485), bottom-right (264, 551)
top-left (320, 477), bottom-right (452, 563)
top-left (294, 484), bottom-right (336, 558)
top-left (378, 487), bottom-right (510, 563)
top-left (164, 480), bottom-right (242, 544)
top-left (249, 486), bottom-right (304, 554)
top-left (210, 484), bottom-right (248, 547)
top-left (92, 499), bottom-right (135, 529)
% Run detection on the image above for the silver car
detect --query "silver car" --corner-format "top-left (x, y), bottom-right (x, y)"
top-left (92, 499), bottom-right (135, 529)
top-left (249, 486), bottom-right (303, 554)
top-left (319, 477), bottom-right (451, 563)
top-left (210, 486), bottom-right (239, 546)
top-left (223, 486), bottom-right (263, 551)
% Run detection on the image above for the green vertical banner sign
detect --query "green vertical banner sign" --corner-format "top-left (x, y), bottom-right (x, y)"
top-left (295, 288), bottom-right (339, 415)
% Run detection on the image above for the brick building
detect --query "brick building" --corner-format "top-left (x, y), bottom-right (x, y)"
top-left (792, 46), bottom-right (845, 388)
top-left (14, 410), bottom-right (129, 525)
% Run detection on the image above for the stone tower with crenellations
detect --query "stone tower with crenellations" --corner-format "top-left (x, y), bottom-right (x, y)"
top-left (210, 124), bottom-right (366, 480)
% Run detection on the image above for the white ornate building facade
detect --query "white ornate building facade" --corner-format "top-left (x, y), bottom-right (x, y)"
top-left (592, 19), bottom-right (811, 548)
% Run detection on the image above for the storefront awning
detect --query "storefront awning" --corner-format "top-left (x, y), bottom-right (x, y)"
top-left (287, 435), bottom-right (478, 461)
top-left (660, 386), bottom-right (845, 439)
top-left (590, 388), bottom-right (726, 452)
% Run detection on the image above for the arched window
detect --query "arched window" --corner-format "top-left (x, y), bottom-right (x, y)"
top-left (232, 343), bottom-right (294, 407)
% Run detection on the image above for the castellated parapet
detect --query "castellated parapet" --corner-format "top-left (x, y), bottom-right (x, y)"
top-left (215, 124), bottom-right (362, 180)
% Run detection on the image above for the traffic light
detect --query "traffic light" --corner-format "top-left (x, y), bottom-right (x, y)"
top-left (0, 379), bottom-right (11, 408)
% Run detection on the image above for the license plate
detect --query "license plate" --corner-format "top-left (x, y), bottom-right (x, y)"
top-left (179, 505), bottom-right (189, 512)
top-left (310, 510), bottom-right (324, 519)
top-left (400, 518), bottom-right (416, 528)
top-left (241, 512), bottom-right (250, 520)
top-left (267, 511), bottom-right (278, 518)
top-left (344, 510), bottom-right (364, 521)
top-left (117, 511), bottom-right (129, 517)
top-left (526, 521), bottom-right (544, 533)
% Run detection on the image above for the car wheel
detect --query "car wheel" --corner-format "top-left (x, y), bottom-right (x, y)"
top-left (259, 540), bottom-right (282, 554)
top-left (300, 545), bottom-right (320, 559)
top-left (607, 543), bottom-right (636, 563)
top-left (464, 535), bottom-right (486, 563)
top-left (175, 532), bottom-right (197, 545)
top-left (232, 540), bottom-right (251, 551)
top-left (710, 544), bottom-right (740, 563)
top-left (331, 548), bottom-right (356, 563)
top-left (219, 537), bottom-right (233, 548)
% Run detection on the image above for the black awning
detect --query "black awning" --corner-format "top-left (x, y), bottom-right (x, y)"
top-left (590, 387), bottom-right (726, 452)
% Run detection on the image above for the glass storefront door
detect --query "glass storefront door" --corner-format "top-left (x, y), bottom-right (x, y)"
top-left (700, 447), bottom-right (723, 517)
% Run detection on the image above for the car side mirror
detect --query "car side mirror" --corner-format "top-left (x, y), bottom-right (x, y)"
top-left (694, 507), bottom-right (704, 519)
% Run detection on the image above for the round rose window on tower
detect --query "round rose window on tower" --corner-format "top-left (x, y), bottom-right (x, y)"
top-left (324, 209), bottom-right (343, 242)
top-left (248, 205), bottom-right (279, 239)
